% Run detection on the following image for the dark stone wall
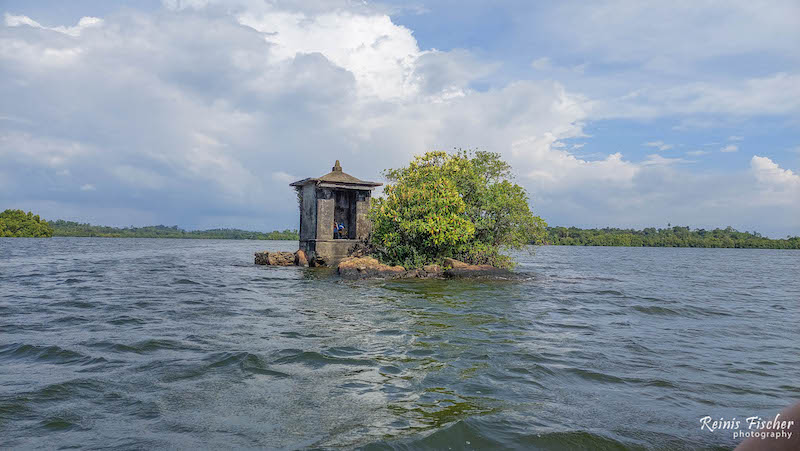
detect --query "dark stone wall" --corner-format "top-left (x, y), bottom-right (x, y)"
top-left (316, 197), bottom-right (334, 240)
top-left (314, 240), bottom-right (358, 263)
top-left (356, 197), bottom-right (371, 240)
top-left (299, 184), bottom-right (317, 241)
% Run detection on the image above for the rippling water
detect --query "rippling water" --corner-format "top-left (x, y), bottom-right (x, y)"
top-left (1, 238), bottom-right (798, 450)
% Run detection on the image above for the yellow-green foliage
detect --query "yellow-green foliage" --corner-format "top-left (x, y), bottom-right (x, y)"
top-left (370, 150), bottom-right (547, 268)
top-left (0, 209), bottom-right (54, 238)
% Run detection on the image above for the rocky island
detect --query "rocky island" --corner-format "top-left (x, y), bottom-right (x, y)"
top-left (254, 250), bottom-right (514, 280)
top-left (254, 151), bottom-right (546, 279)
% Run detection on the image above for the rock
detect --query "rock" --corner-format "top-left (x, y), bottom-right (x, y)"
top-left (309, 253), bottom-right (327, 267)
top-left (295, 250), bottom-right (309, 267)
top-left (332, 256), bottom-right (512, 279)
top-left (337, 258), bottom-right (446, 279)
top-left (443, 258), bottom-right (469, 269)
top-left (347, 242), bottom-right (369, 258)
top-left (257, 249), bottom-right (512, 279)
top-left (254, 251), bottom-right (270, 265)
top-left (254, 251), bottom-right (295, 266)
top-left (421, 264), bottom-right (442, 278)
top-left (443, 260), bottom-right (513, 279)
top-left (272, 251), bottom-right (296, 266)
top-left (337, 257), bottom-right (406, 279)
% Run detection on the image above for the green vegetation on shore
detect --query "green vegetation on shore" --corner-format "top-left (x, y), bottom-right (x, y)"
top-left (0, 209), bottom-right (54, 237)
top-left (545, 226), bottom-right (800, 249)
top-left (5, 208), bottom-right (796, 249)
top-left (49, 220), bottom-right (299, 240)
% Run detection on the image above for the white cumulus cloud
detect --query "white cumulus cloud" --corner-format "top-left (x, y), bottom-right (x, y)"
top-left (0, 2), bottom-right (798, 236)
top-left (644, 141), bottom-right (673, 151)
top-left (4, 13), bottom-right (102, 36)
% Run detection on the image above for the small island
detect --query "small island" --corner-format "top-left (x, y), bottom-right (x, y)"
top-left (257, 150), bottom-right (547, 278)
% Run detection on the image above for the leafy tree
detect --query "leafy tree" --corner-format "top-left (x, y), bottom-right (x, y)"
top-left (0, 209), bottom-right (54, 237)
top-left (370, 150), bottom-right (547, 268)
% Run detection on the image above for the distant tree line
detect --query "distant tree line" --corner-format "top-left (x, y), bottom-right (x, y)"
top-left (4, 208), bottom-right (797, 249)
top-left (50, 220), bottom-right (299, 240)
top-left (545, 226), bottom-right (800, 249)
top-left (0, 209), bottom-right (54, 237)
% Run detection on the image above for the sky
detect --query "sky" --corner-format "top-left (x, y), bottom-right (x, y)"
top-left (0, 0), bottom-right (798, 237)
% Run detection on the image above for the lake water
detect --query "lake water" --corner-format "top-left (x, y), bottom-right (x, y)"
top-left (1, 238), bottom-right (798, 450)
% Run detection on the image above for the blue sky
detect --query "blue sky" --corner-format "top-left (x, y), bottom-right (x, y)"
top-left (1, 0), bottom-right (798, 236)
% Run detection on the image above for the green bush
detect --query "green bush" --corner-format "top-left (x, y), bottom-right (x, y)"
top-left (369, 150), bottom-right (547, 268)
top-left (0, 209), bottom-right (54, 238)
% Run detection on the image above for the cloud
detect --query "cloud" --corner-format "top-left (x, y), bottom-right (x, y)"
top-left (597, 73), bottom-right (800, 119)
top-left (751, 156), bottom-right (800, 188)
top-left (750, 156), bottom-right (800, 207)
top-left (530, 57), bottom-right (552, 71)
top-left (0, 2), bottom-right (797, 236)
top-left (271, 171), bottom-right (297, 184)
top-left (519, 1), bottom-right (800, 120)
top-left (721, 145), bottom-right (739, 153)
top-left (542, 0), bottom-right (800, 67)
top-left (530, 56), bottom-right (587, 74)
top-left (0, 132), bottom-right (93, 168)
top-left (4, 13), bottom-right (102, 36)
top-left (644, 141), bottom-right (673, 151)
top-left (0, 5), bottom-right (586, 229)
top-left (686, 150), bottom-right (709, 156)
top-left (728, 135), bottom-right (743, 141)
top-left (80, 184), bottom-right (96, 191)
top-left (238, 8), bottom-right (422, 100)
top-left (111, 166), bottom-right (168, 190)
top-left (641, 154), bottom-right (688, 166)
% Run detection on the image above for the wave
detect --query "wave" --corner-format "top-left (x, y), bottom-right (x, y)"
top-left (363, 419), bottom-right (636, 450)
top-left (566, 368), bottom-right (627, 384)
top-left (631, 305), bottom-right (680, 316)
top-left (272, 348), bottom-right (375, 368)
top-left (84, 338), bottom-right (188, 354)
top-left (172, 278), bottom-right (202, 285)
top-left (0, 343), bottom-right (102, 366)
top-left (27, 378), bottom-right (106, 403)
top-left (204, 351), bottom-right (291, 377)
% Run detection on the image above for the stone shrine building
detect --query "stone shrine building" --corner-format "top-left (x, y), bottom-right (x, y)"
top-left (290, 161), bottom-right (381, 263)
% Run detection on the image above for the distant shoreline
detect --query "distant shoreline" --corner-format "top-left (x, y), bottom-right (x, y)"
top-left (23, 235), bottom-right (799, 250)
top-left (38, 236), bottom-right (799, 249)
top-left (3, 210), bottom-right (798, 248)
top-left (51, 224), bottom-right (800, 250)
top-left (46, 235), bottom-right (298, 241)
top-left (49, 220), bottom-right (299, 241)
top-left (544, 226), bottom-right (799, 249)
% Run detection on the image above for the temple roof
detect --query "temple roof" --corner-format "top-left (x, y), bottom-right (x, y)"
top-left (290, 160), bottom-right (382, 189)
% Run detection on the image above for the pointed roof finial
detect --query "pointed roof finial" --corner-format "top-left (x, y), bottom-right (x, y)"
top-left (332, 160), bottom-right (342, 172)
